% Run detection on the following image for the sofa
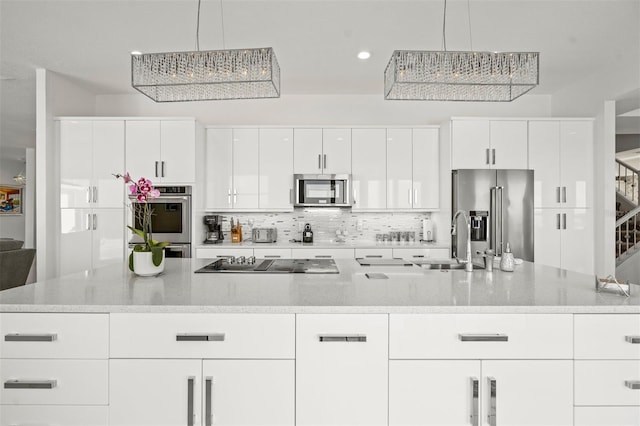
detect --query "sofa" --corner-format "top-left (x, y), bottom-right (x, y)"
top-left (0, 239), bottom-right (36, 291)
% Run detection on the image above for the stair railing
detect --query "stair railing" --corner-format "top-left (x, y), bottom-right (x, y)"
top-left (616, 159), bottom-right (640, 204)
top-left (616, 205), bottom-right (640, 260)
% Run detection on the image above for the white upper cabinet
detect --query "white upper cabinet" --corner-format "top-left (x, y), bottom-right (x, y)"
top-left (60, 120), bottom-right (125, 209)
top-left (529, 120), bottom-right (593, 208)
top-left (294, 128), bottom-right (351, 174)
top-left (387, 128), bottom-right (439, 210)
top-left (125, 120), bottom-right (196, 184)
top-left (451, 119), bottom-right (527, 169)
top-left (352, 129), bottom-right (387, 210)
top-left (205, 128), bottom-right (259, 210)
top-left (259, 128), bottom-right (294, 210)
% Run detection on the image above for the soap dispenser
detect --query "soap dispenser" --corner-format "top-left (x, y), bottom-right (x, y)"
top-left (500, 242), bottom-right (515, 272)
top-left (302, 223), bottom-right (314, 243)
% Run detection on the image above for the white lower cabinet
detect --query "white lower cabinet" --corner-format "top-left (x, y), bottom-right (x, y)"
top-left (291, 248), bottom-right (355, 259)
top-left (574, 407), bottom-right (640, 426)
top-left (1, 405), bottom-right (109, 426)
top-left (296, 314), bottom-right (388, 426)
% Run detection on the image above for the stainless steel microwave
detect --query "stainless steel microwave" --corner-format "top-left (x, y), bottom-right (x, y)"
top-left (294, 174), bottom-right (352, 207)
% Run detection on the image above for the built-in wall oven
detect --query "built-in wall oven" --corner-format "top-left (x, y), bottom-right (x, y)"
top-left (128, 186), bottom-right (192, 257)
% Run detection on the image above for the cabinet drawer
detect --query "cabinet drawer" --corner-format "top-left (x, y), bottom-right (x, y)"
top-left (0, 313), bottom-right (109, 359)
top-left (0, 359), bottom-right (108, 405)
top-left (110, 313), bottom-right (295, 358)
top-left (574, 407), bottom-right (640, 426)
top-left (291, 248), bottom-right (354, 259)
top-left (390, 314), bottom-right (573, 359)
top-left (253, 248), bottom-right (292, 258)
top-left (575, 360), bottom-right (640, 406)
top-left (1, 405), bottom-right (108, 425)
top-left (195, 248), bottom-right (253, 259)
top-left (392, 248), bottom-right (450, 259)
top-left (355, 248), bottom-right (393, 258)
top-left (575, 314), bottom-right (640, 359)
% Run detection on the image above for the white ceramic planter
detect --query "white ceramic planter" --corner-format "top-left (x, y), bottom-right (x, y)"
top-left (132, 251), bottom-right (165, 277)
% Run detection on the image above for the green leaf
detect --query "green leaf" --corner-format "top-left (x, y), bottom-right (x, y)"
top-left (132, 244), bottom-right (147, 252)
top-left (151, 246), bottom-right (164, 266)
top-left (128, 251), bottom-right (134, 271)
top-left (127, 226), bottom-right (147, 240)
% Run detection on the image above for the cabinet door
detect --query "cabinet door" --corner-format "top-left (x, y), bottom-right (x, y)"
top-left (290, 248), bottom-right (355, 259)
top-left (352, 129), bottom-right (386, 209)
top-left (560, 208), bottom-right (594, 275)
top-left (575, 407), bottom-right (640, 426)
top-left (389, 360), bottom-right (481, 426)
top-left (451, 120), bottom-right (490, 169)
top-left (109, 359), bottom-right (202, 426)
top-left (93, 120), bottom-right (125, 208)
top-left (322, 128), bottom-right (352, 174)
top-left (533, 209), bottom-right (562, 269)
top-left (481, 360), bottom-right (573, 426)
top-left (202, 360), bottom-right (295, 426)
top-left (528, 121), bottom-right (561, 208)
top-left (1, 406), bottom-right (108, 426)
top-left (60, 120), bottom-right (92, 209)
top-left (126, 121), bottom-right (161, 181)
top-left (294, 128), bottom-right (323, 174)
top-left (296, 314), bottom-right (388, 426)
top-left (92, 208), bottom-right (124, 269)
top-left (60, 208), bottom-right (92, 275)
top-left (560, 121), bottom-right (593, 208)
top-left (160, 120), bottom-right (196, 183)
top-left (412, 128), bottom-right (439, 209)
top-left (387, 129), bottom-right (413, 209)
top-left (206, 129), bottom-right (233, 209)
top-left (232, 129), bottom-right (259, 209)
top-left (490, 120), bottom-right (528, 169)
top-left (259, 128), bottom-right (294, 210)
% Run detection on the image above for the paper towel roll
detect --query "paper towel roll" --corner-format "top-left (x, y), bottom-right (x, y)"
top-left (422, 218), bottom-right (434, 242)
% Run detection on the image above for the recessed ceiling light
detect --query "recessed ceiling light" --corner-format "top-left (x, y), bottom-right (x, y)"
top-left (131, 51), bottom-right (142, 55)
top-left (357, 51), bottom-right (371, 60)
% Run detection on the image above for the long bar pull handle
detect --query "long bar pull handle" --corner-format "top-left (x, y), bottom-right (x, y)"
top-left (318, 154), bottom-right (322, 170)
top-left (365, 255), bottom-right (383, 258)
top-left (557, 213), bottom-right (561, 230)
top-left (414, 189), bottom-right (418, 205)
top-left (498, 186), bottom-right (504, 255)
top-left (176, 333), bottom-right (225, 342)
top-left (93, 186), bottom-right (98, 203)
top-left (187, 376), bottom-right (195, 426)
top-left (625, 336), bottom-right (640, 344)
top-left (562, 213), bottom-right (567, 230)
top-left (490, 187), bottom-right (497, 253)
top-left (161, 161), bottom-right (166, 178)
top-left (205, 377), bottom-right (213, 426)
top-left (228, 189), bottom-right (231, 206)
top-left (562, 186), bottom-right (567, 203)
top-left (155, 161), bottom-right (159, 178)
top-left (315, 255), bottom-right (332, 259)
top-left (486, 149), bottom-right (490, 165)
top-left (459, 334), bottom-right (509, 342)
top-left (324, 154), bottom-right (327, 169)
top-left (318, 335), bottom-right (367, 342)
top-left (93, 214), bottom-right (97, 230)
top-left (4, 334), bottom-right (57, 342)
top-left (556, 187), bottom-right (561, 203)
top-left (625, 380), bottom-right (640, 389)
top-left (233, 189), bottom-right (237, 205)
top-left (4, 380), bottom-right (57, 389)
top-left (488, 377), bottom-right (497, 426)
top-left (470, 377), bottom-right (479, 426)
top-left (492, 149), bottom-right (496, 165)
top-left (87, 214), bottom-right (92, 231)
top-left (87, 187), bottom-right (92, 204)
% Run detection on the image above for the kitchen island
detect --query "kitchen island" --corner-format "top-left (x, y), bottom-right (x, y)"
top-left (1, 259), bottom-right (639, 426)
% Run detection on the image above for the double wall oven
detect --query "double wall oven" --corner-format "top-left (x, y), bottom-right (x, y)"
top-left (128, 186), bottom-right (192, 258)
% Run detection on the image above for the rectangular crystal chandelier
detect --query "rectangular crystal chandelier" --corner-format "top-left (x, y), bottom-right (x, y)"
top-left (384, 50), bottom-right (539, 102)
top-left (131, 47), bottom-right (280, 102)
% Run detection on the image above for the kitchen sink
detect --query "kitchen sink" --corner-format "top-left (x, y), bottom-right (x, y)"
top-left (413, 260), bottom-right (485, 270)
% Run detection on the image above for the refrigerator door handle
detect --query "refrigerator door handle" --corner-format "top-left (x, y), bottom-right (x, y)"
top-left (498, 186), bottom-right (505, 255)
top-left (490, 187), bottom-right (498, 254)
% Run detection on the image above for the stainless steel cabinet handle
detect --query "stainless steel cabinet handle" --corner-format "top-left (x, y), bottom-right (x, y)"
top-left (155, 161), bottom-right (159, 177)
top-left (562, 213), bottom-right (567, 230)
top-left (264, 255), bottom-right (281, 258)
top-left (176, 333), bottom-right (225, 342)
top-left (556, 187), bottom-right (561, 203)
top-left (5, 333), bottom-right (57, 342)
top-left (315, 255), bottom-right (332, 258)
top-left (486, 149), bottom-right (490, 165)
top-left (87, 214), bottom-right (92, 231)
top-left (93, 186), bottom-right (98, 203)
top-left (233, 189), bottom-right (237, 204)
top-left (470, 377), bottom-right (479, 426)
top-left (4, 380), bottom-right (57, 389)
top-left (365, 255), bottom-right (383, 258)
top-left (318, 154), bottom-right (322, 170)
top-left (557, 213), bottom-right (561, 230)
top-left (459, 334), bottom-right (508, 342)
top-left (625, 380), bottom-right (640, 389)
top-left (492, 149), bottom-right (496, 165)
top-left (228, 189), bottom-right (231, 205)
top-left (205, 377), bottom-right (213, 426)
top-left (323, 154), bottom-right (327, 169)
top-left (93, 213), bottom-right (97, 230)
top-left (562, 186), bottom-right (567, 203)
top-left (414, 189), bottom-right (418, 205)
top-left (318, 335), bottom-right (367, 342)
top-left (161, 161), bottom-right (166, 178)
top-left (87, 187), bottom-right (92, 204)
top-left (412, 255), bottom-right (425, 258)
top-left (187, 376), bottom-right (195, 426)
top-left (625, 336), bottom-right (640, 344)
top-left (488, 377), bottom-right (497, 426)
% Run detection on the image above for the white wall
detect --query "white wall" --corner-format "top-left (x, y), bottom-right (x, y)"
top-left (96, 93), bottom-right (552, 125)
top-left (0, 158), bottom-right (26, 241)
top-left (36, 70), bottom-right (97, 280)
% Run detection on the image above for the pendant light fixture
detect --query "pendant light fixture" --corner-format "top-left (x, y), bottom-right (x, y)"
top-left (384, 0), bottom-right (538, 102)
top-left (13, 172), bottom-right (26, 185)
top-left (131, 0), bottom-right (280, 102)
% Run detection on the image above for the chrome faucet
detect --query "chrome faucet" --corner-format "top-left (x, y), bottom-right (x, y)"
top-left (451, 210), bottom-right (473, 272)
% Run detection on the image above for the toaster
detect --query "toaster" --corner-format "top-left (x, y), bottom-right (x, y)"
top-left (252, 228), bottom-right (277, 243)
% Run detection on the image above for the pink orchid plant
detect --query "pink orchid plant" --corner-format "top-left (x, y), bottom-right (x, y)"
top-left (114, 172), bottom-right (168, 269)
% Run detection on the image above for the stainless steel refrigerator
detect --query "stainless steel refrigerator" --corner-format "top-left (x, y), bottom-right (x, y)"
top-left (452, 169), bottom-right (534, 261)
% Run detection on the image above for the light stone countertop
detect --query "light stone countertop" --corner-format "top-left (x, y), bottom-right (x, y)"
top-left (1, 259), bottom-right (638, 314)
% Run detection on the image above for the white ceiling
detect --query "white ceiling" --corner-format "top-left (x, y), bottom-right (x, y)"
top-left (1, 0), bottom-right (639, 155)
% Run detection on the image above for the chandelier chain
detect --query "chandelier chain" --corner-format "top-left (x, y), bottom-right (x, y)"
top-left (467, 0), bottom-right (473, 51)
top-left (441, 0), bottom-right (447, 51)
top-left (196, 0), bottom-right (202, 51)
top-left (220, 0), bottom-right (226, 50)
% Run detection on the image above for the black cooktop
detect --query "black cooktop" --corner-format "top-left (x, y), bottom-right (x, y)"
top-left (195, 258), bottom-right (339, 274)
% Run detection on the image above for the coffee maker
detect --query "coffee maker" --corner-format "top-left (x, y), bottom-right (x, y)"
top-left (203, 215), bottom-right (224, 244)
